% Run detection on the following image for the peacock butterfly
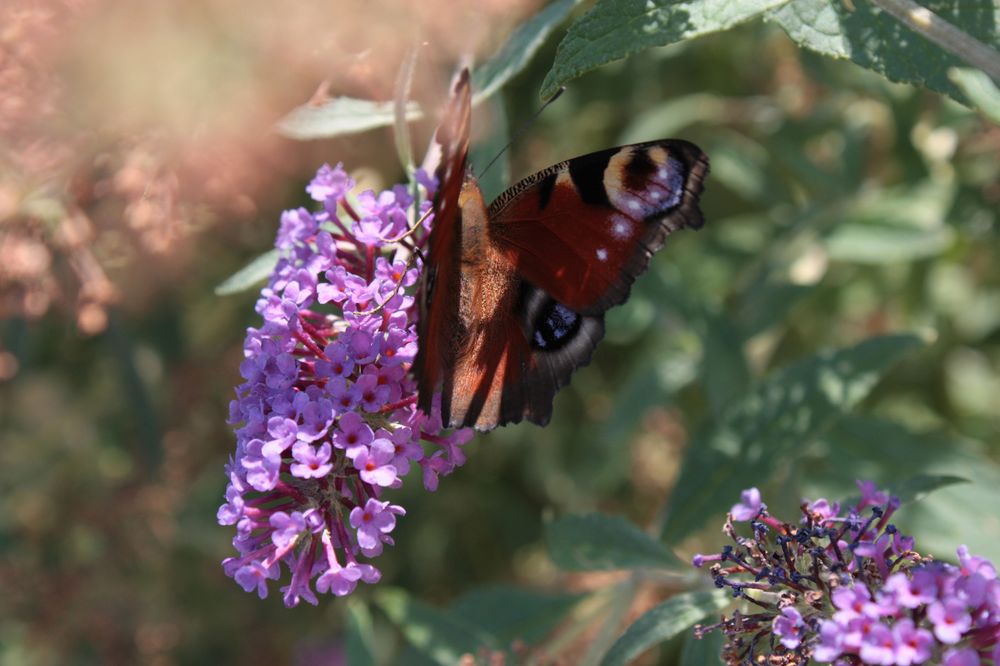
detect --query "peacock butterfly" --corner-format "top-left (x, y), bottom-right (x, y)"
top-left (414, 69), bottom-right (709, 431)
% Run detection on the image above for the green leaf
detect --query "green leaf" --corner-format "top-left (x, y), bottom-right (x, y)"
top-left (540, 0), bottom-right (791, 99)
top-left (449, 587), bottom-right (584, 646)
top-left (767, 0), bottom-right (1000, 106)
top-left (950, 67), bottom-right (1000, 123)
top-left (600, 591), bottom-right (730, 666)
top-left (344, 599), bottom-right (377, 666)
top-left (699, 312), bottom-right (752, 418)
top-left (824, 181), bottom-right (956, 263)
top-left (618, 94), bottom-right (730, 145)
top-left (825, 222), bottom-right (955, 263)
top-left (393, 46), bottom-right (420, 172)
top-left (660, 333), bottom-right (926, 544)
top-left (374, 588), bottom-right (496, 665)
top-left (680, 629), bottom-right (725, 666)
top-left (214, 249), bottom-right (279, 296)
top-left (277, 97), bottom-right (423, 140)
top-left (815, 416), bottom-right (1000, 562)
top-left (889, 474), bottom-right (969, 504)
top-left (736, 280), bottom-right (814, 338)
top-left (547, 513), bottom-right (683, 571)
top-left (473, 0), bottom-right (582, 103)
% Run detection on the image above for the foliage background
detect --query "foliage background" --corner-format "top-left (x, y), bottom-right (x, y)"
top-left (1, 0), bottom-right (998, 664)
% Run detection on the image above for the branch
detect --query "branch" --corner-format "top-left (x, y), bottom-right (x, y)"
top-left (867, 0), bottom-right (1000, 84)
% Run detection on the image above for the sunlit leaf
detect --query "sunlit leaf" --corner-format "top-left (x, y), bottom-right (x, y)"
top-left (824, 181), bottom-right (956, 263)
top-left (214, 249), bottom-right (279, 295)
top-left (660, 333), bottom-right (926, 544)
top-left (949, 67), bottom-right (1000, 123)
top-left (547, 513), bottom-right (683, 571)
top-left (600, 591), bottom-right (730, 666)
top-left (393, 46), bottom-right (420, 172)
top-left (825, 223), bottom-right (955, 263)
top-left (767, 0), bottom-right (1000, 106)
top-left (540, 0), bottom-right (791, 99)
top-left (278, 98), bottom-right (423, 140)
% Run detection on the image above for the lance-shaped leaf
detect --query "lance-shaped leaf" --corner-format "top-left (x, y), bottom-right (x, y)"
top-left (600, 591), bottom-right (730, 666)
top-left (540, 0), bottom-right (792, 99)
top-left (473, 0), bottom-right (581, 103)
top-left (950, 67), bottom-right (1000, 123)
top-left (374, 588), bottom-right (497, 665)
top-left (547, 513), bottom-right (683, 571)
top-left (660, 333), bottom-right (925, 544)
top-left (767, 0), bottom-right (1000, 107)
top-left (215, 249), bottom-right (279, 295)
top-left (448, 587), bottom-right (584, 646)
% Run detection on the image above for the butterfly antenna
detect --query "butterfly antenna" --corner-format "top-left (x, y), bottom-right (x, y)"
top-left (479, 86), bottom-right (566, 178)
top-left (384, 204), bottom-right (434, 245)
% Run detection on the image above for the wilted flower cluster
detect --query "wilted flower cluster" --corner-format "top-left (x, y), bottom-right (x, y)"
top-left (219, 163), bottom-right (472, 606)
top-left (693, 482), bottom-right (1000, 665)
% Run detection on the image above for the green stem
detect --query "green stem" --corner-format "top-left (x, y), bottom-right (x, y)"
top-left (867, 0), bottom-right (1000, 83)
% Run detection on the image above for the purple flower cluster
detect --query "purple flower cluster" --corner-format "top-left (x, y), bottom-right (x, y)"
top-left (692, 482), bottom-right (1000, 665)
top-left (219, 163), bottom-right (472, 606)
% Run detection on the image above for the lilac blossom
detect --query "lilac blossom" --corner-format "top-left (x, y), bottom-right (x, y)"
top-left (219, 163), bottom-right (472, 606)
top-left (692, 481), bottom-right (1000, 665)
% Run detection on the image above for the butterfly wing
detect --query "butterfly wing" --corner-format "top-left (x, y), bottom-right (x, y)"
top-left (415, 69), bottom-right (710, 430)
top-left (487, 140), bottom-right (709, 314)
top-left (435, 142), bottom-right (708, 430)
top-left (414, 69), bottom-right (471, 422)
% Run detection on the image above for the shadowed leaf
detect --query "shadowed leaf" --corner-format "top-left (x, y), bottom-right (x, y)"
top-left (600, 591), bottom-right (730, 666)
top-left (547, 513), bottom-right (683, 571)
top-left (375, 588), bottom-right (497, 665)
top-left (661, 333), bottom-right (926, 544)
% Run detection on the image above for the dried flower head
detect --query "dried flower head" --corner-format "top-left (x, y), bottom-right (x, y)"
top-left (693, 481), bottom-right (1000, 665)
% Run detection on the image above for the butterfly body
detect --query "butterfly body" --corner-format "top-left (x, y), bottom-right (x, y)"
top-left (416, 70), bottom-right (709, 431)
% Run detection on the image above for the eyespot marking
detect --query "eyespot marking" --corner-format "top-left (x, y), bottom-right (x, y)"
top-left (532, 301), bottom-right (581, 351)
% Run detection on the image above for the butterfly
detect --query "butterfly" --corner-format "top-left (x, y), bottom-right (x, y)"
top-left (414, 69), bottom-right (709, 431)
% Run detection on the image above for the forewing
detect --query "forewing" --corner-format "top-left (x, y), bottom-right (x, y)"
top-left (487, 140), bottom-right (709, 315)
